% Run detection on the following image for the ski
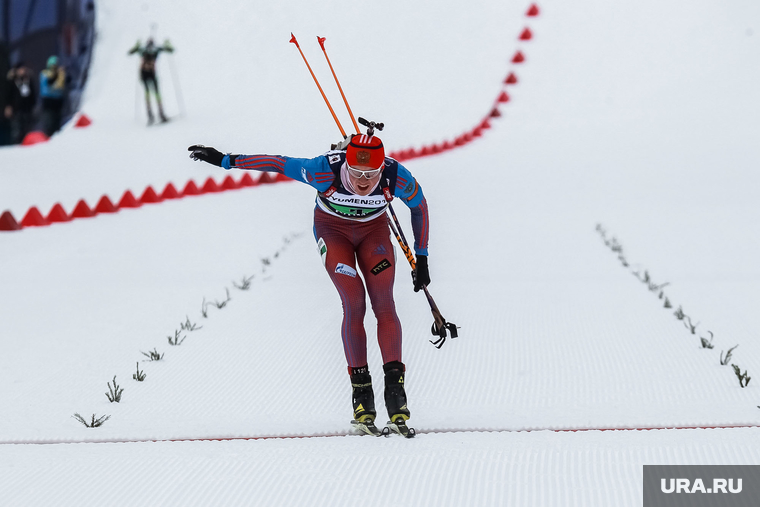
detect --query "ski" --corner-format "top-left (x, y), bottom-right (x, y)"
top-left (351, 419), bottom-right (383, 437)
top-left (383, 419), bottom-right (416, 439)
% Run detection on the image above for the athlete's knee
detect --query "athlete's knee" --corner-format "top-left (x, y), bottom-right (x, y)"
top-left (340, 291), bottom-right (367, 319)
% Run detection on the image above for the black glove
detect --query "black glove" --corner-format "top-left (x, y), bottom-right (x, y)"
top-left (188, 145), bottom-right (225, 166)
top-left (412, 255), bottom-right (430, 292)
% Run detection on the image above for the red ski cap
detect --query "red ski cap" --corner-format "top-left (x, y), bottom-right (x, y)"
top-left (346, 134), bottom-right (385, 170)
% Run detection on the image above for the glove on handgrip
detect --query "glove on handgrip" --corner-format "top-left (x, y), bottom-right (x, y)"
top-left (412, 255), bottom-right (430, 292)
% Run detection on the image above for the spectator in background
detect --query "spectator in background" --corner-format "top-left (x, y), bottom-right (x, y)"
top-left (5, 62), bottom-right (37, 144)
top-left (40, 55), bottom-right (66, 137)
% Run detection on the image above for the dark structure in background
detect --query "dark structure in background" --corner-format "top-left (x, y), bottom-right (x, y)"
top-left (0, 0), bottom-right (95, 145)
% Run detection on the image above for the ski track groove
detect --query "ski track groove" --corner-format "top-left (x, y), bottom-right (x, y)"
top-left (3, 423), bottom-right (760, 446)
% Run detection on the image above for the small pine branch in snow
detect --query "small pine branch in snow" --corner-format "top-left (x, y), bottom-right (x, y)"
top-left (648, 281), bottom-right (669, 293)
top-left (133, 362), bottom-right (146, 381)
top-left (232, 275), bottom-right (254, 291)
top-left (731, 364), bottom-right (751, 388)
top-left (663, 297), bottom-right (672, 309)
top-left (167, 329), bottom-right (186, 346)
top-left (674, 306), bottom-right (686, 320)
top-left (699, 331), bottom-right (714, 349)
top-left (180, 315), bottom-right (202, 331)
top-left (73, 413), bottom-right (110, 428)
top-left (605, 237), bottom-right (623, 253)
top-left (683, 315), bottom-right (699, 335)
top-left (214, 288), bottom-right (231, 309)
top-left (721, 345), bottom-right (738, 366)
top-left (618, 255), bottom-right (629, 267)
top-left (105, 376), bottom-right (124, 402)
top-left (201, 297), bottom-right (209, 318)
top-left (141, 348), bottom-right (164, 361)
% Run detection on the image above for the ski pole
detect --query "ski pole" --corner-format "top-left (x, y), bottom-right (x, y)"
top-left (166, 50), bottom-right (185, 118)
top-left (386, 204), bottom-right (459, 348)
top-left (135, 71), bottom-right (140, 123)
top-left (289, 33), bottom-right (346, 138)
top-left (317, 36), bottom-right (360, 135)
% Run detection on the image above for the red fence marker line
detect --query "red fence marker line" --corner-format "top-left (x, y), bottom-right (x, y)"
top-left (392, 4), bottom-right (539, 162)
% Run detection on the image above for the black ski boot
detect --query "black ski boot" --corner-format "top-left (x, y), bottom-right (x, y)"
top-left (350, 365), bottom-right (377, 423)
top-left (350, 365), bottom-right (381, 436)
top-left (383, 361), bottom-right (414, 437)
top-left (384, 361), bottom-right (411, 422)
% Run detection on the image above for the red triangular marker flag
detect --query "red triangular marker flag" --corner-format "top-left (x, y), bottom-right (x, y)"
top-left (21, 206), bottom-right (49, 227)
top-left (118, 190), bottom-right (142, 208)
top-left (95, 196), bottom-right (118, 214)
top-left (140, 186), bottom-right (163, 203)
top-left (72, 199), bottom-right (96, 217)
top-left (47, 203), bottom-right (71, 222)
top-left (161, 182), bottom-right (180, 199)
top-left (0, 210), bottom-right (22, 231)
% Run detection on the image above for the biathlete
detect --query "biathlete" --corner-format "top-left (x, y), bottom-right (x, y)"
top-left (188, 132), bottom-right (430, 432)
top-left (128, 38), bottom-right (173, 124)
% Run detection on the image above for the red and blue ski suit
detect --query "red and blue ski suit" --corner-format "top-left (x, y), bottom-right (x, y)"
top-left (223, 150), bottom-right (429, 368)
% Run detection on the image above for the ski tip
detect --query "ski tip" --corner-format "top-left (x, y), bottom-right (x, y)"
top-left (385, 420), bottom-right (416, 438)
top-left (351, 419), bottom-right (383, 437)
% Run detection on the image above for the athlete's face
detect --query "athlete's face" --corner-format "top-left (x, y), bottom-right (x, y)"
top-left (348, 165), bottom-right (382, 196)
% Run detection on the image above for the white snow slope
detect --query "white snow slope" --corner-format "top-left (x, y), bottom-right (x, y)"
top-left (2, 0), bottom-right (760, 505)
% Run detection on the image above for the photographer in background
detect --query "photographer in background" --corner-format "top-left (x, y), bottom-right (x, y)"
top-left (5, 62), bottom-right (37, 144)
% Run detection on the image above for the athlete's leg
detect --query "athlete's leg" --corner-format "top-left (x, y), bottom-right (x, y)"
top-left (150, 75), bottom-right (168, 121)
top-left (356, 219), bottom-right (402, 365)
top-left (141, 72), bottom-right (154, 122)
top-left (314, 210), bottom-right (369, 368)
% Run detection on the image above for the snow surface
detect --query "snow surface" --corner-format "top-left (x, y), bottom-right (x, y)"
top-left (2, 0), bottom-right (760, 505)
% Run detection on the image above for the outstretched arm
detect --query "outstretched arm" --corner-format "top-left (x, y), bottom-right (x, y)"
top-left (187, 146), bottom-right (334, 192)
